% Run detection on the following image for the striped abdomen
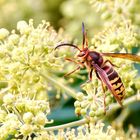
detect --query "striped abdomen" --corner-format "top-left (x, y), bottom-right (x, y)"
top-left (102, 65), bottom-right (125, 101)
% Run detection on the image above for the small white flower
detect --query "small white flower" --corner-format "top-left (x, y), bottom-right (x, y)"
top-left (0, 28), bottom-right (9, 40)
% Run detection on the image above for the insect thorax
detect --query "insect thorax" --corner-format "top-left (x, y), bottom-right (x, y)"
top-left (88, 51), bottom-right (103, 66)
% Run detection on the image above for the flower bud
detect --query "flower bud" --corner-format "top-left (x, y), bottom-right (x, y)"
top-left (5, 113), bottom-right (18, 121)
top-left (89, 111), bottom-right (95, 117)
top-left (81, 101), bottom-right (88, 108)
top-left (95, 108), bottom-right (104, 117)
top-left (34, 112), bottom-right (46, 126)
top-left (91, 103), bottom-right (97, 111)
top-left (20, 124), bottom-right (33, 135)
top-left (23, 112), bottom-right (33, 124)
top-left (75, 107), bottom-right (81, 115)
top-left (3, 93), bottom-right (15, 105)
top-left (0, 28), bottom-right (9, 40)
top-left (0, 110), bottom-right (7, 122)
top-left (74, 100), bottom-right (81, 107)
top-left (76, 92), bottom-right (84, 101)
top-left (17, 20), bottom-right (30, 34)
top-left (8, 34), bottom-right (19, 45)
top-left (87, 95), bottom-right (93, 101)
top-left (101, 11), bottom-right (111, 20)
top-left (81, 108), bottom-right (87, 115)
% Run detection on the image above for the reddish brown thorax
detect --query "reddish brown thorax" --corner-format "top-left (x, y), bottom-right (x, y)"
top-left (77, 47), bottom-right (104, 67)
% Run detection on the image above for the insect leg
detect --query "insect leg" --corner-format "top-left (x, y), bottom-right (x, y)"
top-left (86, 68), bottom-right (93, 83)
top-left (64, 66), bottom-right (81, 77)
top-left (101, 81), bottom-right (107, 114)
top-left (65, 58), bottom-right (78, 64)
top-left (104, 60), bottom-right (119, 68)
top-left (81, 68), bottom-right (93, 87)
top-left (65, 58), bottom-right (84, 67)
top-left (89, 68), bottom-right (93, 81)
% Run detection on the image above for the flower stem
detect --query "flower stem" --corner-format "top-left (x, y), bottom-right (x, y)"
top-left (12, 107), bottom-right (24, 124)
top-left (39, 72), bottom-right (78, 99)
top-left (45, 118), bottom-right (89, 131)
top-left (106, 93), bottom-right (140, 116)
top-left (45, 93), bottom-right (140, 131)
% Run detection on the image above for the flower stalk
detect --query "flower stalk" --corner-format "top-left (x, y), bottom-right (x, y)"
top-left (45, 93), bottom-right (140, 131)
top-left (39, 72), bottom-right (78, 99)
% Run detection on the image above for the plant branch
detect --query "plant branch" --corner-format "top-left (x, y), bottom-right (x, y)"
top-left (106, 93), bottom-right (140, 116)
top-left (45, 93), bottom-right (140, 131)
top-left (39, 72), bottom-right (77, 99)
top-left (45, 118), bottom-right (89, 131)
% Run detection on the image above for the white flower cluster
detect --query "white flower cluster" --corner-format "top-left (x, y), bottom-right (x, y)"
top-left (0, 19), bottom-right (66, 139)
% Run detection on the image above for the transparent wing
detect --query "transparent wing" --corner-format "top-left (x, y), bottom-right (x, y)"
top-left (102, 53), bottom-right (140, 62)
top-left (93, 63), bottom-right (123, 106)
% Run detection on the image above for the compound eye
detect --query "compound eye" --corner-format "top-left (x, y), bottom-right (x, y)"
top-left (78, 52), bottom-right (85, 57)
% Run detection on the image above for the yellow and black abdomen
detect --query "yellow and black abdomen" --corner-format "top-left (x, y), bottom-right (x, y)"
top-left (102, 65), bottom-right (125, 101)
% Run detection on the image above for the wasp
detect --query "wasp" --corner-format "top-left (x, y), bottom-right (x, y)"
top-left (55, 23), bottom-right (140, 112)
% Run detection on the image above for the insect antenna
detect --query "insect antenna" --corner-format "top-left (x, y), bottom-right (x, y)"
top-left (55, 23), bottom-right (88, 51)
top-left (55, 43), bottom-right (81, 51)
top-left (82, 22), bottom-right (85, 50)
top-left (82, 22), bottom-right (88, 49)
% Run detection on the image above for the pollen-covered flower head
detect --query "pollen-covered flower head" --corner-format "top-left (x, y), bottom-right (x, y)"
top-left (91, 0), bottom-right (137, 22)
top-left (0, 19), bottom-right (67, 139)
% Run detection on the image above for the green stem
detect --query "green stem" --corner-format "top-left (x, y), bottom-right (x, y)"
top-left (113, 108), bottom-right (130, 127)
top-left (45, 93), bottom-right (140, 131)
top-left (45, 118), bottom-right (89, 131)
top-left (106, 93), bottom-right (140, 116)
top-left (12, 107), bottom-right (24, 124)
top-left (40, 72), bottom-right (77, 99)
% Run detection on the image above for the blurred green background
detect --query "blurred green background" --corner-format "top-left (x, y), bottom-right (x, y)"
top-left (1, 0), bottom-right (140, 132)
top-left (0, 0), bottom-right (103, 39)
